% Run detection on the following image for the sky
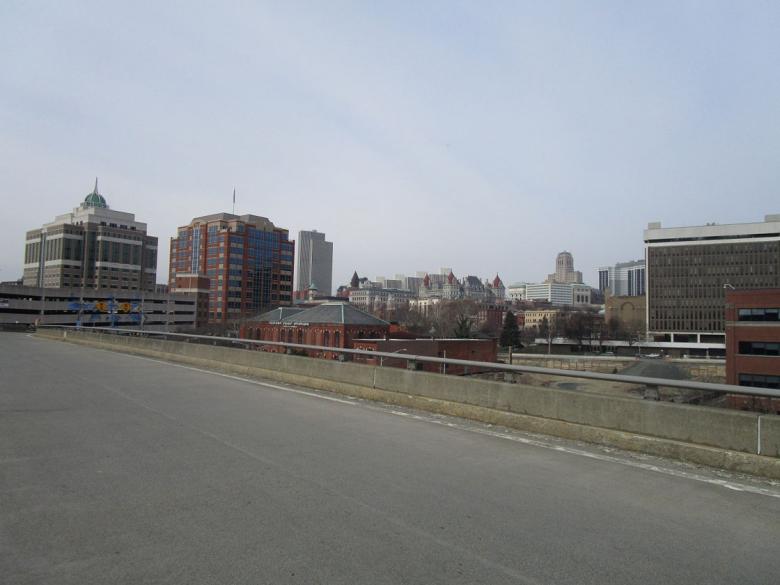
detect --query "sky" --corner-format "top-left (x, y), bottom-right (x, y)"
top-left (2, 1), bottom-right (779, 290)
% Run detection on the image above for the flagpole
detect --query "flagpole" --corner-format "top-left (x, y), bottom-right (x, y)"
top-left (232, 188), bottom-right (236, 214)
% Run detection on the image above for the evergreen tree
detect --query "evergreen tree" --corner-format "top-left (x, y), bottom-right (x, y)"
top-left (500, 310), bottom-right (520, 348)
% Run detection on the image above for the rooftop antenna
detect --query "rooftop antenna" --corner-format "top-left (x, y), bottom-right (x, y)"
top-left (232, 187), bottom-right (236, 215)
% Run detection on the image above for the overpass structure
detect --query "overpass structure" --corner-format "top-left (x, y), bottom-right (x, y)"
top-left (2, 331), bottom-right (779, 584)
top-left (36, 326), bottom-right (780, 477)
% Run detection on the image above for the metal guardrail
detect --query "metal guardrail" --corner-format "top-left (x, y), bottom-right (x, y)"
top-left (41, 325), bottom-right (780, 400)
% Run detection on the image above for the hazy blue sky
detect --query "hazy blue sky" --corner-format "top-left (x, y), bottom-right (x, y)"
top-left (2, 1), bottom-right (779, 289)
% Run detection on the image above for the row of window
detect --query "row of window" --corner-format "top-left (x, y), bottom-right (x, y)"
top-left (738, 308), bottom-right (779, 322)
top-left (738, 374), bottom-right (780, 390)
top-left (738, 341), bottom-right (780, 356)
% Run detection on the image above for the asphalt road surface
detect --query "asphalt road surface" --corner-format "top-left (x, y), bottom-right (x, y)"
top-left (2, 333), bottom-right (779, 585)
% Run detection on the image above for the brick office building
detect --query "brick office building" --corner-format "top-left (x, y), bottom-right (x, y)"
top-left (169, 213), bottom-right (294, 323)
top-left (725, 289), bottom-right (780, 413)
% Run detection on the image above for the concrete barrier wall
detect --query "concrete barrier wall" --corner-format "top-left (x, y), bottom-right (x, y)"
top-left (760, 416), bottom-right (780, 457)
top-left (41, 329), bottom-right (779, 467)
top-left (508, 354), bottom-right (725, 382)
top-left (371, 367), bottom-right (759, 453)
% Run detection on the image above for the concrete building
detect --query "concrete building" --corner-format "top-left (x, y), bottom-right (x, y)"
top-left (645, 215), bottom-right (780, 346)
top-left (169, 274), bottom-right (211, 328)
top-left (23, 180), bottom-right (158, 292)
top-left (294, 230), bottom-right (333, 296)
top-left (169, 213), bottom-right (294, 323)
top-left (546, 251), bottom-right (583, 284)
top-left (507, 283), bottom-right (527, 301)
top-left (375, 277), bottom-right (404, 290)
top-left (409, 297), bottom-right (441, 317)
top-left (522, 309), bottom-right (560, 332)
top-left (724, 289), bottom-right (780, 412)
top-left (0, 283), bottom-right (199, 330)
top-left (525, 282), bottom-right (591, 307)
top-left (399, 275), bottom-right (423, 295)
top-left (598, 260), bottom-right (645, 296)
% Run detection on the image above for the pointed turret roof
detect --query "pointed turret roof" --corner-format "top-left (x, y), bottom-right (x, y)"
top-left (422, 273), bottom-right (431, 287)
top-left (493, 274), bottom-right (503, 287)
top-left (447, 271), bottom-right (456, 285)
top-left (350, 271), bottom-right (360, 288)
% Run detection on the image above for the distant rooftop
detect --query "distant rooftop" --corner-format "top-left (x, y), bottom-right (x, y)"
top-left (250, 306), bottom-right (305, 323)
top-left (645, 214), bottom-right (780, 242)
top-left (281, 302), bottom-right (388, 326)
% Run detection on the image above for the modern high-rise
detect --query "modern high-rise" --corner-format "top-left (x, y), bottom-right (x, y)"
top-left (546, 251), bottom-right (583, 284)
top-left (598, 260), bottom-right (645, 297)
top-left (169, 213), bottom-right (294, 323)
top-left (645, 215), bottom-right (780, 345)
top-left (294, 230), bottom-right (333, 295)
top-left (23, 180), bottom-right (158, 292)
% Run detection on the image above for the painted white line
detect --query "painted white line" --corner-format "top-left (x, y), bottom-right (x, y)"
top-left (382, 411), bottom-right (780, 500)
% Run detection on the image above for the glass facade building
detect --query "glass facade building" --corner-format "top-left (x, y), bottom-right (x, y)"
top-left (169, 213), bottom-right (294, 323)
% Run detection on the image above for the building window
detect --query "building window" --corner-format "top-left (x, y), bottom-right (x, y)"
top-left (738, 341), bottom-right (780, 356)
top-left (738, 308), bottom-right (779, 322)
top-left (738, 374), bottom-right (780, 389)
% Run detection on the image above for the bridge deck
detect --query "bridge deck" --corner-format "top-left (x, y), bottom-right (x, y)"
top-left (2, 333), bottom-right (779, 584)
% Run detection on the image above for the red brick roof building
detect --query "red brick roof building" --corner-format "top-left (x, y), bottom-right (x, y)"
top-left (240, 302), bottom-right (389, 359)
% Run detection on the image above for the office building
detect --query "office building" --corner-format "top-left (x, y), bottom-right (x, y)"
top-left (645, 215), bottom-right (780, 345)
top-left (169, 213), bottom-right (294, 323)
top-left (23, 180), bottom-right (158, 292)
top-left (294, 230), bottom-right (333, 296)
top-left (507, 283), bottom-right (527, 301)
top-left (525, 282), bottom-right (591, 307)
top-left (598, 260), bottom-right (645, 296)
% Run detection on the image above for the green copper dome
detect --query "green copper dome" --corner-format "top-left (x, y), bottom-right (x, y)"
top-left (83, 178), bottom-right (108, 208)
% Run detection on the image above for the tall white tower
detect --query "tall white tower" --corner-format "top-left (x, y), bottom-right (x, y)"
top-left (294, 230), bottom-right (333, 296)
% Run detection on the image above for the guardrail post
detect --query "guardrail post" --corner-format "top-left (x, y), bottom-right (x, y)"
top-left (643, 384), bottom-right (660, 401)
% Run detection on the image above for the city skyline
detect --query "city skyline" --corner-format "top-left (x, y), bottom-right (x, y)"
top-left (2, 3), bottom-right (779, 288)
